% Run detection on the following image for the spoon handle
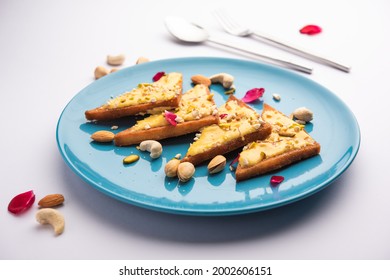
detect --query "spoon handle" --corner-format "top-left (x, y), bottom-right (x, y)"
top-left (252, 31), bottom-right (351, 73)
top-left (208, 37), bottom-right (313, 74)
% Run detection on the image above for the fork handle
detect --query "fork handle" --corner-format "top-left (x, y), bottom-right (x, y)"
top-left (208, 37), bottom-right (313, 74)
top-left (252, 31), bottom-right (351, 73)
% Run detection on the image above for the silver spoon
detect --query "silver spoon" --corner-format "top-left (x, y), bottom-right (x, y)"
top-left (164, 16), bottom-right (313, 74)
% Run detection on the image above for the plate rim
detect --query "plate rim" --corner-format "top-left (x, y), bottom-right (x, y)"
top-left (56, 56), bottom-right (361, 216)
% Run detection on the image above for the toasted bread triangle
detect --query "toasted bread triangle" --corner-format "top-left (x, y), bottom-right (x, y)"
top-left (181, 95), bottom-right (272, 166)
top-left (235, 103), bottom-right (321, 181)
top-left (114, 84), bottom-right (219, 146)
top-left (85, 72), bottom-right (182, 121)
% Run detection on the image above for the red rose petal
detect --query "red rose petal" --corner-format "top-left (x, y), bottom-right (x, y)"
top-left (152, 71), bottom-right (165, 82)
top-left (164, 110), bottom-right (177, 126)
top-left (219, 113), bottom-right (228, 119)
top-left (270, 175), bottom-right (284, 186)
top-left (241, 88), bottom-right (265, 103)
top-left (229, 154), bottom-right (240, 171)
top-left (299, 25), bottom-right (322, 35)
top-left (8, 190), bottom-right (35, 214)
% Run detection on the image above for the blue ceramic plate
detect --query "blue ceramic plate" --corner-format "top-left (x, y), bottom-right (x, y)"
top-left (56, 57), bottom-right (360, 216)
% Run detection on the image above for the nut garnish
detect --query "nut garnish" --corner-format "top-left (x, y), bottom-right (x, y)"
top-left (224, 86), bottom-right (236, 95)
top-left (293, 107), bottom-right (313, 123)
top-left (139, 140), bottom-right (163, 159)
top-left (191, 74), bottom-right (211, 86)
top-left (209, 73), bottom-right (234, 88)
top-left (272, 93), bottom-right (281, 101)
top-left (136, 56), bottom-right (150, 64)
top-left (107, 54), bottom-right (125, 66)
top-left (164, 158), bottom-right (180, 177)
top-left (36, 208), bottom-right (65, 235)
top-left (123, 154), bottom-right (140, 164)
top-left (207, 155), bottom-right (226, 174)
top-left (278, 130), bottom-right (296, 137)
top-left (38, 194), bottom-right (65, 208)
top-left (94, 66), bottom-right (109, 79)
top-left (177, 162), bottom-right (195, 182)
top-left (91, 130), bottom-right (115, 142)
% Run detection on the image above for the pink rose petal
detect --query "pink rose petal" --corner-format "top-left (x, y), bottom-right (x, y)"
top-left (219, 113), bottom-right (228, 119)
top-left (299, 25), bottom-right (322, 35)
top-left (164, 110), bottom-right (177, 126)
top-left (229, 154), bottom-right (240, 171)
top-left (270, 175), bottom-right (284, 186)
top-left (8, 190), bottom-right (35, 214)
top-left (152, 71), bottom-right (165, 82)
top-left (242, 88), bottom-right (265, 103)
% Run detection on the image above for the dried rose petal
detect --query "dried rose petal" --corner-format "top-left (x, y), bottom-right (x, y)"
top-left (164, 110), bottom-right (177, 126)
top-left (219, 113), bottom-right (228, 119)
top-left (229, 154), bottom-right (240, 171)
top-left (242, 88), bottom-right (265, 103)
top-left (270, 175), bottom-right (284, 186)
top-left (299, 25), bottom-right (322, 35)
top-left (8, 190), bottom-right (35, 214)
top-left (152, 71), bottom-right (165, 82)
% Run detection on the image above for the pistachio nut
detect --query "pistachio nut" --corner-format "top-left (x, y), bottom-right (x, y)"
top-left (207, 155), bottom-right (226, 174)
top-left (123, 154), bottom-right (140, 164)
top-left (177, 162), bottom-right (195, 182)
top-left (164, 158), bottom-right (180, 177)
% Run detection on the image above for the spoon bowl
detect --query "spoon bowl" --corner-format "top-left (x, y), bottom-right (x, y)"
top-left (165, 16), bottom-right (209, 43)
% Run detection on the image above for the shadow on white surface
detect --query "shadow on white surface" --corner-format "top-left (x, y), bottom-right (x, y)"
top-left (58, 157), bottom-right (348, 244)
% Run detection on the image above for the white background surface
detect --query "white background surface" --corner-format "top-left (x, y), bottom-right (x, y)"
top-left (1, 0), bottom-right (389, 260)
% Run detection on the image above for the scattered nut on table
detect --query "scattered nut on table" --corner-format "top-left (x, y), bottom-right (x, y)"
top-left (94, 66), bottom-right (109, 79)
top-left (36, 208), bottom-right (65, 236)
top-left (136, 56), bottom-right (150, 64)
top-left (107, 54), bottom-right (125, 66)
top-left (38, 194), bottom-right (64, 208)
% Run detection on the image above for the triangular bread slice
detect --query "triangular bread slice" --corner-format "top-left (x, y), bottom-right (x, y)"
top-left (85, 72), bottom-right (182, 121)
top-left (114, 84), bottom-right (219, 146)
top-left (181, 95), bottom-right (272, 166)
top-left (235, 103), bottom-right (321, 181)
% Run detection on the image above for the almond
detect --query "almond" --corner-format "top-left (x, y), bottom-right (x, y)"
top-left (91, 130), bottom-right (115, 142)
top-left (38, 194), bottom-right (65, 208)
top-left (191, 74), bottom-right (211, 87)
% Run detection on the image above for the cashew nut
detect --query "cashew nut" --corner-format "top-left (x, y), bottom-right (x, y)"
top-left (36, 208), bottom-right (65, 235)
top-left (139, 140), bottom-right (163, 159)
top-left (209, 73), bottom-right (234, 88)
top-left (94, 66), bottom-right (109, 79)
top-left (107, 54), bottom-right (125, 66)
top-left (136, 56), bottom-right (150, 64)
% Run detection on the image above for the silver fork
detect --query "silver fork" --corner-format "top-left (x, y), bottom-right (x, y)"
top-left (213, 9), bottom-right (351, 73)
